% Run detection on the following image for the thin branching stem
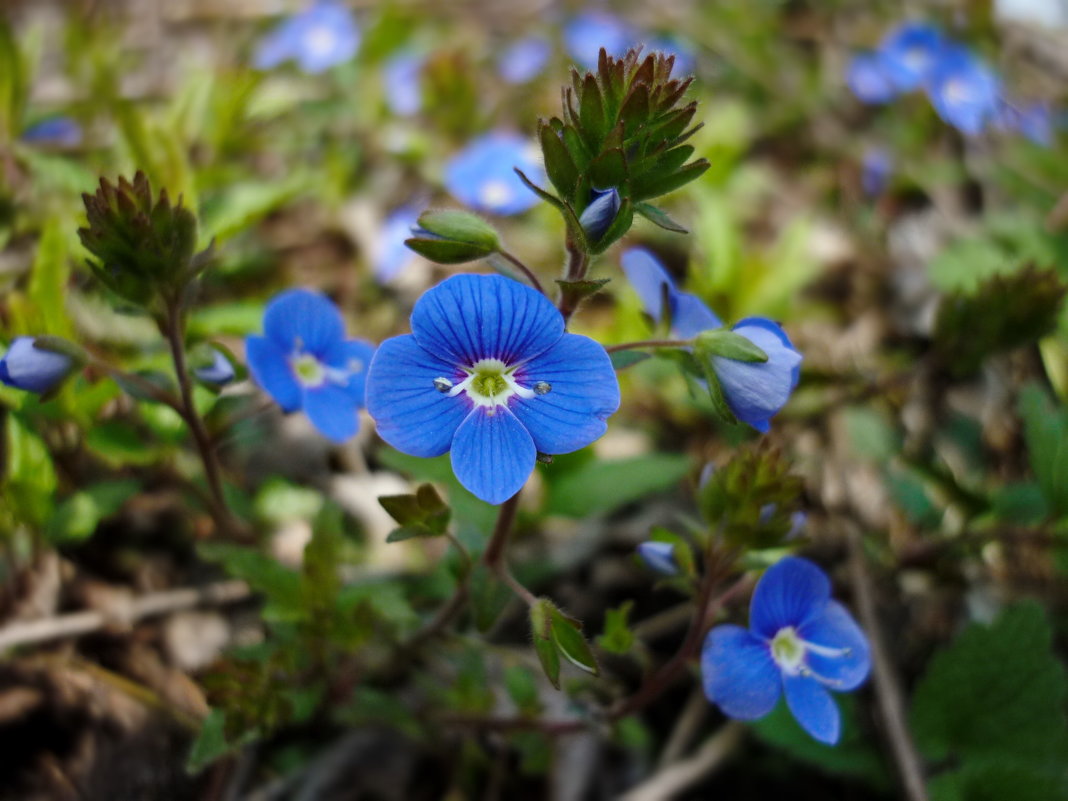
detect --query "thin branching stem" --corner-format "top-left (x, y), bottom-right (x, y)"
top-left (605, 339), bottom-right (693, 354)
top-left (498, 250), bottom-right (546, 296)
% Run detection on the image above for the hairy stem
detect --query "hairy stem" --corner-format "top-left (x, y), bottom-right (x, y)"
top-left (605, 339), bottom-right (693, 354)
top-left (482, 491), bottom-right (537, 607)
top-left (557, 240), bottom-right (591, 324)
top-left (497, 250), bottom-right (546, 296)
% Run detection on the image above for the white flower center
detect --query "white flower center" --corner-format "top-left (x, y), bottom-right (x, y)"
top-left (304, 25), bottom-right (337, 58)
top-left (479, 179), bottom-right (514, 209)
top-left (904, 47), bottom-right (928, 72)
top-left (942, 78), bottom-right (972, 105)
top-left (291, 352), bottom-right (326, 387)
top-left (769, 625), bottom-right (853, 686)
top-left (434, 357), bottom-right (546, 412)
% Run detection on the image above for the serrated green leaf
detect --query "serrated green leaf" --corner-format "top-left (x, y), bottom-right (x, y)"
top-left (635, 202), bottom-right (689, 234)
top-left (631, 158), bottom-right (710, 202)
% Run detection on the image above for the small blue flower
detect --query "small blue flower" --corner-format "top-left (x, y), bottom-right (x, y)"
top-left (563, 12), bottom-right (636, 69)
top-left (845, 52), bottom-right (898, 104)
top-left (924, 45), bottom-right (1000, 136)
top-left (0, 337), bottom-right (75, 394)
top-left (194, 349), bottom-right (236, 386)
top-left (383, 51), bottom-right (424, 116)
top-left (996, 99), bottom-right (1054, 146)
top-left (646, 35), bottom-right (697, 75)
top-left (365, 274), bottom-right (620, 505)
top-left (246, 289), bottom-right (375, 443)
top-left (861, 147), bottom-right (894, 196)
top-left (254, 2), bottom-right (360, 74)
top-left (374, 206), bottom-right (422, 283)
top-left (443, 132), bottom-right (545, 216)
top-left (878, 22), bottom-right (946, 91)
top-left (638, 541), bottom-right (679, 576)
top-left (620, 248), bottom-right (721, 339)
top-left (498, 36), bottom-right (552, 84)
top-left (22, 116), bottom-right (82, 147)
top-left (578, 187), bottom-right (621, 241)
top-left (701, 556), bottom-right (871, 745)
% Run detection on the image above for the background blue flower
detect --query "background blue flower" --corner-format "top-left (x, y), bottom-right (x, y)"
top-left (0, 337), bottom-right (75, 394)
top-left (374, 206), bottom-right (422, 283)
top-left (365, 274), bottom-right (620, 504)
top-left (254, 2), bottom-right (360, 74)
top-left (246, 289), bottom-right (375, 443)
top-left (443, 132), bottom-right (545, 216)
top-left (383, 51), bottom-right (424, 116)
top-left (924, 46), bottom-right (1000, 136)
top-left (878, 21), bottom-right (945, 91)
top-left (701, 556), bottom-right (871, 745)
top-left (563, 11), bottom-right (637, 68)
top-left (22, 116), bottom-right (82, 147)
top-left (846, 53), bottom-right (898, 104)
top-left (193, 349), bottom-right (237, 386)
top-left (498, 36), bottom-right (551, 84)
top-left (638, 541), bottom-right (679, 575)
top-left (861, 147), bottom-right (894, 196)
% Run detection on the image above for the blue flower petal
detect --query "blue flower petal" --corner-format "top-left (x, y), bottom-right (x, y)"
top-left (878, 22), bottom-right (945, 91)
top-left (193, 349), bottom-right (236, 386)
top-left (712, 317), bottom-right (801, 431)
top-left (323, 338), bottom-right (376, 404)
top-left (303, 383), bottom-right (359, 442)
top-left (672, 292), bottom-right (722, 339)
top-left (621, 247), bottom-right (676, 323)
top-left (263, 289), bottom-right (346, 357)
top-left (383, 52), bottom-right (424, 116)
top-left (925, 46), bottom-right (1000, 136)
top-left (410, 274), bottom-right (564, 367)
top-left (0, 337), bottom-right (74, 393)
top-left (443, 132), bottom-right (544, 215)
top-left (450, 406), bottom-right (536, 505)
top-left (374, 207), bottom-right (421, 282)
top-left (783, 673), bottom-right (841, 745)
top-left (750, 556), bottom-right (831, 639)
top-left (246, 335), bottom-right (301, 412)
top-left (700, 624), bottom-right (781, 720)
top-left (499, 36), bottom-right (551, 84)
top-left (563, 12), bottom-right (636, 68)
top-left (365, 334), bottom-right (469, 458)
top-left (799, 601), bottom-right (871, 691)
top-left (578, 187), bottom-right (622, 241)
top-left (846, 52), bottom-right (898, 104)
top-left (637, 541), bottom-right (678, 575)
top-left (509, 333), bottom-right (619, 454)
top-left (22, 116), bottom-right (83, 147)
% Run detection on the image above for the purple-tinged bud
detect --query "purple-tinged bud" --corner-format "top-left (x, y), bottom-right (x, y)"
top-left (578, 187), bottom-right (622, 241)
top-left (0, 337), bottom-right (78, 394)
top-left (193, 348), bottom-right (236, 386)
top-left (638, 541), bottom-right (679, 576)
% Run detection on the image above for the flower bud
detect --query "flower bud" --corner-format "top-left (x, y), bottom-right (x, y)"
top-left (637, 541), bottom-right (679, 576)
top-left (0, 336), bottom-right (79, 394)
top-left (578, 187), bottom-right (621, 242)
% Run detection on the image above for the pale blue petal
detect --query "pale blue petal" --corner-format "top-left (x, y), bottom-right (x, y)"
top-left (712, 317), bottom-right (801, 431)
top-left (620, 247), bottom-right (676, 323)
top-left (444, 132), bottom-right (543, 215)
top-left (263, 289), bottom-right (345, 357)
top-left (579, 187), bottom-right (621, 241)
top-left (0, 337), bottom-right (73, 393)
top-left (637, 542), bottom-right (678, 575)
top-left (246, 335), bottom-right (301, 412)
top-left (498, 36), bottom-right (551, 84)
top-left (784, 673), bottom-right (841, 745)
top-left (410, 274), bottom-right (563, 367)
top-left (450, 406), bottom-right (536, 505)
top-left (563, 12), bottom-right (636, 68)
top-left (701, 624), bottom-right (781, 720)
top-left (750, 556), bottom-right (831, 639)
top-left (193, 349), bottom-right (236, 385)
top-left (374, 208), bottom-right (421, 282)
top-left (799, 601), bottom-right (871, 691)
top-left (926, 47), bottom-right (1000, 136)
top-left (509, 333), bottom-right (619, 454)
top-left (878, 22), bottom-right (945, 91)
top-left (322, 338), bottom-right (375, 405)
top-left (365, 335), bottom-right (470, 458)
top-left (846, 52), bottom-right (898, 104)
top-left (672, 292), bottom-right (721, 338)
top-left (303, 384), bottom-right (359, 443)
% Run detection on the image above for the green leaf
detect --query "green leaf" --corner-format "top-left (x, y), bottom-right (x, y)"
top-left (609, 349), bottom-right (651, 370)
top-left (843, 406), bottom-right (901, 463)
top-left (199, 543), bottom-right (302, 622)
top-left (530, 599), bottom-right (561, 689)
top-left (597, 601), bottom-right (636, 655)
top-left (378, 482), bottom-right (451, 539)
top-left (45, 479), bottom-right (140, 544)
top-left (545, 454), bottom-right (690, 518)
top-left (928, 758), bottom-right (1068, 801)
top-left (85, 421), bottom-right (163, 467)
top-left (504, 664), bottom-right (542, 716)
top-left (4, 414), bottom-right (58, 528)
top-left (404, 236), bottom-right (495, 265)
top-left (631, 158), bottom-right (710, 202)
top-left (586, 148), bottom-right (628, 192)
top-left (694, 328), bottom-right (768, 363)
top-left (415, 209), bottom-right (500, 252)
top-left (1018, 384), bottom-right (1068, 517)
top-left (186, 709), bottom-right (236, 775)
top-left (554, 277), bottom-right (610, 302)
top-left (695, 352), bottom-right (738, 426)
top-left (549, 607), bottom-right (600, 676)
top-left (910, 603), bottom-right (1068, 772)
top-left (539, 122), bottom-right (579, 198)
top-left (635, 202), bottom-right (689, 234)
top-left (587, 197), bottom-right (633, 254)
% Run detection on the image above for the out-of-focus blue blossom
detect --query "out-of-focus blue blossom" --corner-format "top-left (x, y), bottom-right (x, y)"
top-left (443, 132), bottom-right (545, 216)
top-left (563, 11), bottom-right (636, 68)
top-left (701, 556), bottom-right (871, 745)
top-left (254, 2), bottom-right (360, 74)
top-left (846, 53), bottom-right (898, 104)
top-left (861, 147), bottom-right (894, 196)
top-left (620, 248), bottom-right (721, 339)
top-left (996, 99), bottom-right (1055, 145)
top-left (22, 117), bottom-right (82, 147)
top-left (924, 46), bottom-right (1000, 136)
top-left (383, 51), bottom-right (424, 116)
top-left (712, 318), bottom-right (802, 433)
top-left (365, 274), bottom-right (620, 505)
top-left (246, 289), bottom-right (375, 443)
top-left (0, 337), bottom-right (76, 394)
top-left (578, 187), bottom-right (621, 241)
top-left (374, 206), bottom-right (422, 283)
top-left (878, 22), bottom-right (945, 91)
top-left (646, 35), bottom-right (697, 75)
top-left (194, 349), bottom-right (236, 386)
top-left (638, 541), bottom-right (679, 576)
top-left (498, 35), bottom-right (552, 84)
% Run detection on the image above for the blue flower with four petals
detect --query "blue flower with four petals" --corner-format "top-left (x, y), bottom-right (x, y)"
top-left (254, 1), bottom-right (360, 75)
top-left (246, 289), bottom-right (375, 443)
top-left (365, 274), bottom-right (620, 504)
top-left (443, 132), bottom-right (545, 216)
top-left (701, 556), bottom-right (871, 744)
top-left (498, 36), bottom-right (552, 84)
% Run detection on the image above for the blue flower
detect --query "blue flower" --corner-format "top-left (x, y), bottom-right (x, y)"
top-left (22, 116), bottom-right (82, 147)
top-left (861, 147), bottom-right (894, 196)
top-left (374, 206), bottom-right (422, 283)
top-left (0, 337), bottom-right (76, 394)
top-left (383, 51), bottom-right (424, 116)
top-left (996, 99), bottom-right (1054, 146)
top-left (578, 187), bottom-right (621, 241)
top-left (638, 541), bottom-right (679, 576)
top-left (498, 36), bottom-right (551, 84)
top-left (563, 12), bottom-right (636, 69)
top-left (845, 53), bottom-right (898, 104)
top-left (620, 248), bottom-right (721, 339)
top-left (646, 35), bottom-right (697, 75)
top-left (924, 45), bottom-right (1000, 136)
top-left (365, 274), bottom-right (620, 505)
top-left (701, 556), bottom-right (871, 745)
top-left (878, 22), bottom-right (946, 91)
top-left (620, 248), bottom-right (801, 432)
top-left (254, 2), bottom-right (360, 74)
top-left (443, 132), bottom-right (545, 216)
top-left (193, 349), bottom-right (236, 386)
top-left (246, 289), bottom-right (375, 443)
